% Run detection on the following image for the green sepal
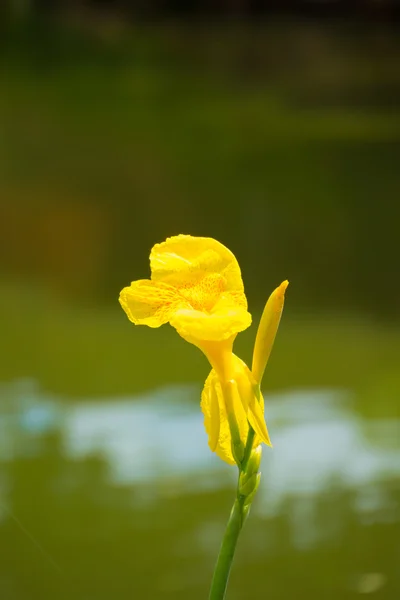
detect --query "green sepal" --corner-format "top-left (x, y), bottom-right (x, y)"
top-left (239, 473), bottom-right (259, 498)
top-left (243, 473), bottom-right (261, 507)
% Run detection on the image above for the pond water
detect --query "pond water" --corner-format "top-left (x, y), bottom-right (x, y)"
top-left (0, 380), bottom-right (399, 599)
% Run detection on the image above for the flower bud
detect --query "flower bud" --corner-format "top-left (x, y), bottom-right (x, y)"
top-left (252, 280), bottom-right (288, 385)
top-left (243, 473), bottom-right (261, 508)
top-left (239, 473), bottom-right (259, 497)
top-left (246, 445), bottom-right (262, 477)
top-left (231, 436), bottom-right (245, 466)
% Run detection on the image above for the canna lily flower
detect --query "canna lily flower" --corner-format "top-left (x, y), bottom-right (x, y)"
top-left (119, 234), bottom-right (288, 466)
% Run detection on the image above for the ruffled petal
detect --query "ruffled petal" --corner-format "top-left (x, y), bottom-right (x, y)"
top-left (150, 234), bottom-right (246, 294)
top-left (119, 280), bottom-right (182, 328)
top-left (170, 295), bottom-right (251, 344)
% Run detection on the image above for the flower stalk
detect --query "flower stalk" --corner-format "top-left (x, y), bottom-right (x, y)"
top-left (209, 428), bottom-right (261, 600)
top-left (208, 276), bottom-right (289, 599)
top-left (118, 235), bottom-right (288, 600)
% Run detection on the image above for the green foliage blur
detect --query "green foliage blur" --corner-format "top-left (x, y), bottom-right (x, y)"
top-left (2, 12), bottom-right (400, 314)
top-left (1, 11), bottom-right (400, 399)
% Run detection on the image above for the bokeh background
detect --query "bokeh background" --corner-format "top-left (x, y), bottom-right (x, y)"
top-left (1, 1), bottom-right (400, 599)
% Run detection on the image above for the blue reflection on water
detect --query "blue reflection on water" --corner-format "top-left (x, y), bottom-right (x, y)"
top-left (65, 385), bottom-right (215, 485)
top-left (2, 379), bottom-right (399, 526)
top-left (258, 391), bottom-right (399, 517)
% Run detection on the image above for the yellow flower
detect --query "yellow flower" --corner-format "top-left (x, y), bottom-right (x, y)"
top-left (119, 234), bottom-right (288, 465)
top-left (120, 235), bottom-right (251, 346)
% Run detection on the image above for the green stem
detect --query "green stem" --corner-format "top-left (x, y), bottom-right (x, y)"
top-left (209, 424), bottom-right (257, 600)
top-left (208, 495), bottom-right (246, 600)
top-left (241, 427), bottom-right (255, 472)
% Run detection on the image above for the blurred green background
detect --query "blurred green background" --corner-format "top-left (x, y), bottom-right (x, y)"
top-left (1, 2), bottom-right (399, 599)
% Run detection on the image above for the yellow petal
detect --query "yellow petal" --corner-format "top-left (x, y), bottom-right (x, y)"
top-left (170, 308), bottom-right (251, 345)
top-left (208, 381), bottom-right (220, 451)
top-left (247, 388), bottom-right (271, 447)
top-left (252, 280), bottom-right (288, 385)
top-left (201, 369), bottom-right (249, 465)
top-left (119, 280), bottom-right (182, 328)
top-left (234, 357), bottom-right (272, 447)
top-left (199, 338), bottom-right (235, 383)
top-left (150, 234), bottom-right (245, 294)
top-left (170, 297), bottom-right (251, 344)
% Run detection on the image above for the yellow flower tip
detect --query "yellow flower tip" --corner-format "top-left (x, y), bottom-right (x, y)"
top-left (251, 280), bottom-right (289, 385)
top-left (279, 280), bottom-right (289, 296)
top-left (270, 280), bottom-right (289, 307)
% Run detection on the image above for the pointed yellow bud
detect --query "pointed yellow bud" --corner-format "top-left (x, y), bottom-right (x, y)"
top-left (252, 280), bottom-right (288, 385)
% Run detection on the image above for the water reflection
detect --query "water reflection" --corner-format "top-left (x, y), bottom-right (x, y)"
top-left (0, 380), bottom-right (399, 599)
